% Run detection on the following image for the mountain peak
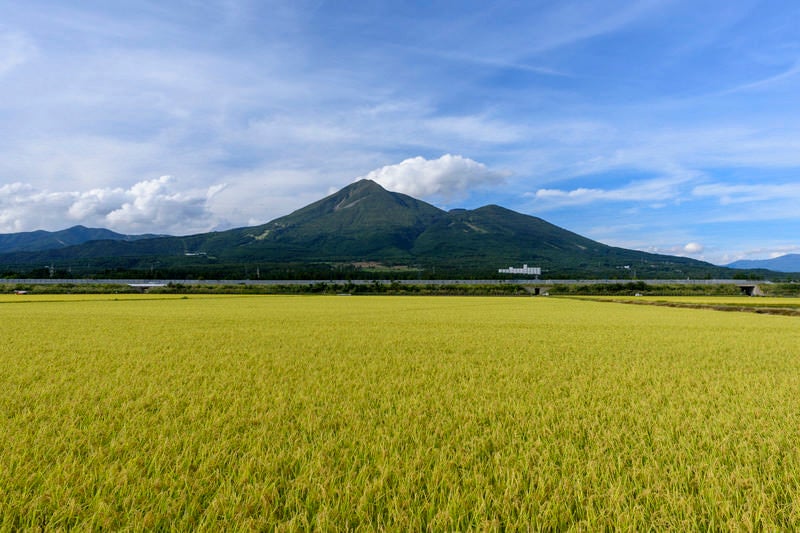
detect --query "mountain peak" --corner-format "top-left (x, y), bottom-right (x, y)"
top-left (349, 178), bottom-right (383, 191)
top-left (0, 225), bottom-right (156, 253)
top-left (728, 254), bottom-right (800, 273)
top-left (267, 179), bottom-right (443, 226)
top-left (331, 179), bottom-right (390, 210)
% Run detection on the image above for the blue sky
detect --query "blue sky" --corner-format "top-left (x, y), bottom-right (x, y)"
top-left (1, 0), bottom-right (799, 264)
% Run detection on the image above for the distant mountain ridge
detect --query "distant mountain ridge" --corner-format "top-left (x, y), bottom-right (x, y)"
top-left (727, 254), bottom-right (800, 273)
top-left (0, 225), bottom-right (163, 253)
top-left (0, 180), bottom-right (745, 279)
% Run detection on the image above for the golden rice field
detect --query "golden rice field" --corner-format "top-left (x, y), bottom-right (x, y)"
top-left (2, 294), bottom-right (800, 530)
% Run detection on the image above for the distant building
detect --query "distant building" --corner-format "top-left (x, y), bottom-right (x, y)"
top-left (498, 264), bottom-right (541, 276)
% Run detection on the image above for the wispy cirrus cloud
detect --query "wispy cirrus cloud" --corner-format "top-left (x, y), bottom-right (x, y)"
top-left (692, 182), bottom-right (800, 204)
top-left (718, 59), bottom-right (800, 95)
top-left (426, 115), bottom-right (525, 145)
top-left (528, 173), bottom-right (696, 209)
top-left (0, 30), bottom-right (36, 76)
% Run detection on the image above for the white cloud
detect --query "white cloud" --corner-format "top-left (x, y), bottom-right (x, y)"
top-left (0, 177), bottom-right (224, 234)
top-left (683, 242), bottom-right (704, 254)
top-left (631, 242), bottom-right (709, 261)
top-left (104, 176), bottom-right (219, 233)
top-left (533, 187), bottom-right (603, 202)
top-left (358, 154), bottom-right (508, 200)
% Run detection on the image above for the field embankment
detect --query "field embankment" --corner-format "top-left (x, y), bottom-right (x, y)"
top-left (574, 295), bottom-right (800, 316)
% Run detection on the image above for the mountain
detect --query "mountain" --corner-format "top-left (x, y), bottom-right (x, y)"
top-left (237, 178), bottom-right (445, 260)
top-left (728, 254), bottom-right (800, 273)
top-left (0, 180), bottom-right (742, 279)
top-left (0, 225), bottom-right (163, 253)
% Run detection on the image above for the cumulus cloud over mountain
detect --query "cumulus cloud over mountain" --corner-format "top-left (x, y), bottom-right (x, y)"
top-left (683, 242), bottom-right (704, 254)
top-left (358, 154), bottom-right (507, 200)
top-left (0, 177), bottom-right (223, 234)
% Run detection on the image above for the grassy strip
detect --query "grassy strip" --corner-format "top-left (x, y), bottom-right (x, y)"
top-left (0, 281), bottom-right (772, 297)
top-left (761, 283), bottom-right (800, 297)
top-left (546, 282), bottom-right (744, 297)
top-left (1, 282), bottom-right (535, 296)
top-left (568, 296), bottom-right (800, 316)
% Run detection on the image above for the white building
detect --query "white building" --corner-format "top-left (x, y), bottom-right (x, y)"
top-left (498, 264), bottom-right (541, 276)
